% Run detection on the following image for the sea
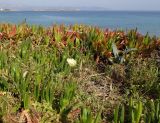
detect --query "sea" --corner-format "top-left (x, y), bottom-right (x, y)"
top-left (0, 11), bottom-right (160, 36)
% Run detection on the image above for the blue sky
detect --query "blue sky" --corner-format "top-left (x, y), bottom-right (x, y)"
top-left (0, 0), bottom-right (160, 10)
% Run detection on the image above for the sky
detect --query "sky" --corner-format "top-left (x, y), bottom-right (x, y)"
top-left (0, 0), bottom-right (160, 11)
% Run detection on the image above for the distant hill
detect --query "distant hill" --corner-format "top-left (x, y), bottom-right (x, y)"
top-left (0, 5), bottom-right (109, 11)
top-left (0, 8), bottom-right (11, 11)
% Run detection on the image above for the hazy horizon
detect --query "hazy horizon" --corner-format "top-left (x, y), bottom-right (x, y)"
top-left (0, 0), bottom-right (160, 11)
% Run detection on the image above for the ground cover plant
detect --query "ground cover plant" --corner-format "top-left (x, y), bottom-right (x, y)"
top-left (0, 23), bottom-right (160, 123)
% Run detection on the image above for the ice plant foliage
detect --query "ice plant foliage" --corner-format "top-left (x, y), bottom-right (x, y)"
top-left (0, 24), bottom-right (159, 65)
top-left (0, 23), bottom-right (160, 122)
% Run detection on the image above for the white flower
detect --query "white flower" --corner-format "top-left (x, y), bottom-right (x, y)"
top-left (67, 58), bottom-right (77, 67)
top-left (23, 71), bottom-right (28, 78)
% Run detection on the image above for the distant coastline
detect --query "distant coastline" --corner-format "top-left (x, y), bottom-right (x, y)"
top-left (0, 8), bottom-right (160, 12)
top-left (0, 8), bottom-right (11, 12)
top-left (0, 6), bottom-right (110, 12)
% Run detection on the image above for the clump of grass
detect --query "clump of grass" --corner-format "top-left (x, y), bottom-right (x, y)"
top-left (126, 56), bottom-right (160, 99)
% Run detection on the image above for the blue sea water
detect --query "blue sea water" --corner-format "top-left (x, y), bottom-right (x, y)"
top-left (0, 11), bottom-right (160, 35)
